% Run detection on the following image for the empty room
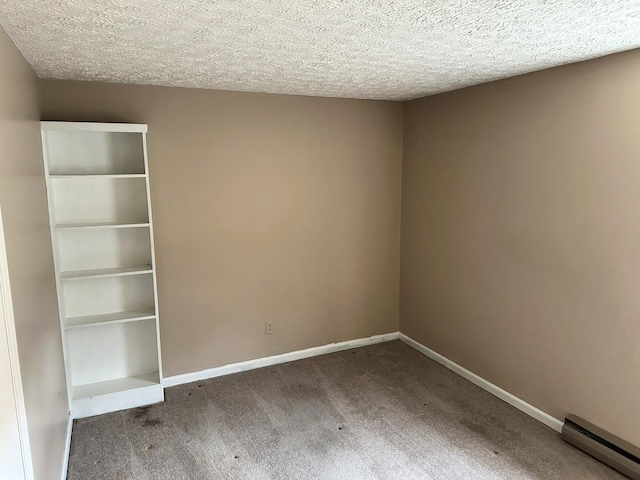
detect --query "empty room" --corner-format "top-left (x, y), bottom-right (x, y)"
top-left (1, 1), bottom-right (639, 479)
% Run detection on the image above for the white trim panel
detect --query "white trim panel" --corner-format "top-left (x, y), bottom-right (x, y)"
top-left (60, 415), bottom-right (72, 480)
top-left (72, 384), bottom-right (164, 419)
top-left (0, 205), bottom-right (35, 480)
top-left (163, 332), bottom-right (400, 388)
top-left (40, 122), bottom-right (148, 133)
top-left (399, 333), bottom-right (563, 432)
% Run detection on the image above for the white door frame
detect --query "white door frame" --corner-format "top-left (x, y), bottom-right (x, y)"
top-left (0, 203), bottom-right (34, 480)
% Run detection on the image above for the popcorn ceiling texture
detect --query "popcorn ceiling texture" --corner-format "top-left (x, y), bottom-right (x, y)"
top-left (0, 0), bottom-right (639, 100)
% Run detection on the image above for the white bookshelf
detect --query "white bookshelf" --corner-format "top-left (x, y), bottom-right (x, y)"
top-left (41, 122), bottom-right (164, 418)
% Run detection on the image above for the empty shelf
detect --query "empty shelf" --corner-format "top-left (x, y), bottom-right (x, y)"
top-left (55, 222), bottom-right (150, 230)
top-left (65, 310), bottom-right (156, 328)
top-left (49, 174), bottom-right (146, 179)
top-left (60, 265), bottom-right (153, 280)
top-left (72, 372), bottom-right (160, 400)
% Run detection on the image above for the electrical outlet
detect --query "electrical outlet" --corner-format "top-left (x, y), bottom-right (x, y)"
top-left (265, 321), bottom-right (274, 335)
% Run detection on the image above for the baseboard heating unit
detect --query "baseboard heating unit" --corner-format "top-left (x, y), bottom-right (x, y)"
top-left (562, 414), bottom-right (640, 479)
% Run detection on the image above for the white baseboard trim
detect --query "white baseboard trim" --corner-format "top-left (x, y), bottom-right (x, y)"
top-left (60, 414), bottom-right (72, 480)
top-left (163, 332), bottom-right (400, 388)
top-left (399, 333), bottom-right (563, 433)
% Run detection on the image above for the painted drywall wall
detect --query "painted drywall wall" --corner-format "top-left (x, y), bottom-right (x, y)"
top-left (39, 81), bottom-right (403, 377)
top-left (0, 26), bottom-right (69, 480)
top-left (401, 49), bottom-right (640, 446)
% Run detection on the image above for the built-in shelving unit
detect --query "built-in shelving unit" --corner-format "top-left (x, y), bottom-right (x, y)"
top-left (41, 122), bottom-right (163, 418)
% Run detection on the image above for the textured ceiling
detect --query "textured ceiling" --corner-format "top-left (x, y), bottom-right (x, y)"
top-left (0, 1), bottom-right (639, 100)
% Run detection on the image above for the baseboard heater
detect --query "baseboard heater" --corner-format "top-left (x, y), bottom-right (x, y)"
top-left (562, 415), bottom-right (640, 479)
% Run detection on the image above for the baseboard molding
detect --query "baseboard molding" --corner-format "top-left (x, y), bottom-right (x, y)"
top-left (162, 331), bottom-right (561, 432)
top-left (60, 414), bottom-right (72, 480)
top-left (399, 333), bottom-right (563, 433)
top-left (163, 332), bottom-right (400, 388)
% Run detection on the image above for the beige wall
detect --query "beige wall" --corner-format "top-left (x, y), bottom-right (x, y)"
top-left (40, 80), bottom-right (403, 377)
top-left (401, 49), bottom-right (640, 446)
top-left (0, 27), bottom-right (69, 480)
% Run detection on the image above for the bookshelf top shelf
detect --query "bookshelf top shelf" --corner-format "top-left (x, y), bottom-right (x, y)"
top-left (41, 121), bottom-right (148, 133)
top-left (43, 128), bottom-right (146, 176)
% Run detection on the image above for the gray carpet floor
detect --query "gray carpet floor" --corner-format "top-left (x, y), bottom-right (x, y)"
top-left (67, 341), bottom-right (625, 479)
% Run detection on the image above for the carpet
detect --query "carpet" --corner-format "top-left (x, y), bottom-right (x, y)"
top-left (67, 341), bottom-right (625, 479)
